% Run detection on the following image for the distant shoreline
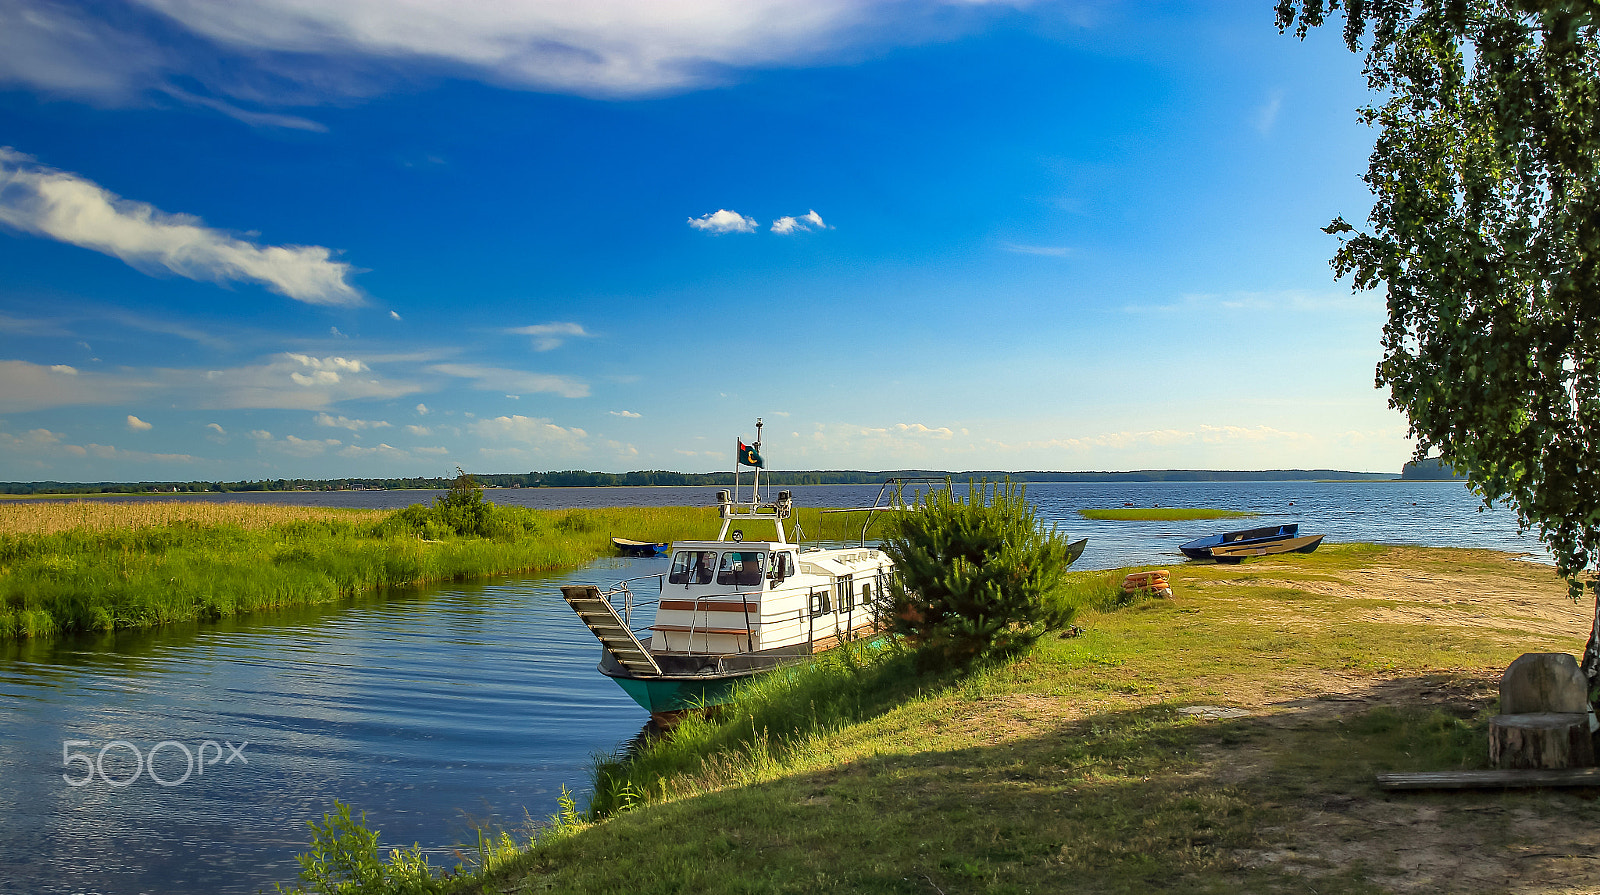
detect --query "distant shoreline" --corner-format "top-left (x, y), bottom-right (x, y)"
top-left (0, 467), bottom-right (1456, 497)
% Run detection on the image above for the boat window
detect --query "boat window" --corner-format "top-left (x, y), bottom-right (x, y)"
top-left (670, 551), bottom-right (718, 585)
top-left (836, 575), bottom-right (853, 612)
top-left (861, 581), bottom-right (872, 606)
top-left (769, 552), bottom-right (795, 582)
top-left (809, 587), bottom-right (831, 617)
top-left (717, 551), bottom-right (765, 587)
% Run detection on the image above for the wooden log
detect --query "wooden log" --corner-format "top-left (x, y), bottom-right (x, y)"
top-left (1378, 767), bottom-right (1600, 790)
top-left (1489, 712), bottom-right (1595, 769)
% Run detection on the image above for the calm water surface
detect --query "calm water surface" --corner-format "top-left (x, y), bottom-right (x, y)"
top-left (0, 481), bottom-right (1546, 894)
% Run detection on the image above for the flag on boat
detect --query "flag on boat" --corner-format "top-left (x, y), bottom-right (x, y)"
top-left (737, 440), bottom-right (764, 468)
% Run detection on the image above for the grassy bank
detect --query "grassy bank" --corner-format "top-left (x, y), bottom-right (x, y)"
top-left (0, 501), bottom-right (874, 640)
top-left (413, 544), bottom-right (1592, 894)
top-left (1078, 507), bottom-right (1259, 521)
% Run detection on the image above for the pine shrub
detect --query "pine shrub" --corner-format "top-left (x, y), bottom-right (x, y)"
top-left (883, 480), bottom-right (1077, 671)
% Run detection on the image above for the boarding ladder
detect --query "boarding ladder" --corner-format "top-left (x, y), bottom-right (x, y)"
top-left (561, 585), bottom-right (662, 677)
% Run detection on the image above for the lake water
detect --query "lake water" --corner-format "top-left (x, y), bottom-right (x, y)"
top-left (0, 481), bottom-right (1547, 894)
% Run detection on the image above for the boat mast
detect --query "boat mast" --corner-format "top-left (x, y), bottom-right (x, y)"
top-left (752, 418), bottom-right (762, 503)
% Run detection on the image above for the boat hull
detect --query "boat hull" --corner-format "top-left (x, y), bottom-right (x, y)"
top-left (1210, 534), bottom-right (1324, 563)
top-left (611, 537), bottom-right (668, 557)
top-left (1179, 524), bottom-right (1299, 560)
top-left (597, 629), bottom-right (875, 713)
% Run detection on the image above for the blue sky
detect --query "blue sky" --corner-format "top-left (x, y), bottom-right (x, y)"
top-left (0, 1), bottom-right (1402, 481)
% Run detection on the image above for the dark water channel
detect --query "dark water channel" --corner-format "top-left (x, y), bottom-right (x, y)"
top-left (0, 481), bottom-right (1545, 894)
top-left (0, 558), bottom-right (662, 895)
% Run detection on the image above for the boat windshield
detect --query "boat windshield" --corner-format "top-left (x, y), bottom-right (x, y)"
top-left (716, 550), bottom-right (765, 587)
top-left (668, 550), bottom-right (718, 585)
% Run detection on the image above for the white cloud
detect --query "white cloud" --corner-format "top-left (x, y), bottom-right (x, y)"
top-left (314, 412), bottom-right (391, 431)
top-left (338, 442), bottom-right (404, 459)
top-left (0, 353), bottom-right (421, 413)
top-left (0, 147), bottom-right (362, 306)
top-left (429, 363), bottom-right (588, 398)
top-left (505, 322), bottom-right (591, 351)
top-left (278, 434), bottom-right (341, 456)
top-left (771, 209), bottom-right (829, 234)
top-left (415, 446), bottom-right (450, 455)
top-left (125, 414), bottom-right (152, 431)
top-left (415, 403), bottom-right (429, 415)
top-left (405, 424), bottom-right (431, 436)
top-left (1000, 241), bottom-right (1072, 257)
top-left (609, 410), bottom-right (641, 418)
top-left (472, 415), bottom-right (588, 450)
top-left (688, 209), bottom-right (757, 234)
top-left (1256, 88), bottom-right (1285, 136)
top-left (0, 0), bottom-right (1022, 108)
top-left (249, 429), bottom-right (272, 440)
top-left (206, 422), bottom-right (226, 435)
top-left (390, 310), bottom-right (402, 320)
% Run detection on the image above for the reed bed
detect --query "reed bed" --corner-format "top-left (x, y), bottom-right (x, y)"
top-left (0, 501), bottom-right (879, 640)
top-left (0, 500), bottom-right (388, 536)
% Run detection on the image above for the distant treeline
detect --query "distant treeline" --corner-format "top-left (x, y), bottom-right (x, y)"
top-left (0, 467), bottom-right (1401, 496)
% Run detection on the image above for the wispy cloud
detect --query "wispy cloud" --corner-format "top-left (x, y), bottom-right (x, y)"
top-left (429, 363), bottom-right (589, 398)
top-left (0, 147), bottom-right (363, 306)
top-left (771, 209), bottom-right (829, 234)
top-left (472, 415), bottom-right (588, 450)
top-left (0, 1), bottom-right (1020, 107)
top-left (689, 209), bottom-right (757, 234)
top-left (505, 322), bottom-right (591, 351)
top-left (126, 414), bottom-right (152, 431)
top-left (1000, 241), bottom-right (1072, 257)
top-left (0, 353), bottom-right (422, 413)
top-left (1255, 88), bottom-right (1285, 136)
top-left (609, 410), bottom-right (641, 418)
top-left (313, 412), bottom-right (391, 431)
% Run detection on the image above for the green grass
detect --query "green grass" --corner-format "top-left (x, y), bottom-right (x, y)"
top-left (408, 543), bottom-right (1583, 895)
top-left (1078, 507), bottom-right (1260, 521)
top-left (0, 503), bottom-right (872, 640)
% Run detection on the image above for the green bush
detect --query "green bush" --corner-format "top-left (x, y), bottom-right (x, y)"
top-left (883, 480), bottom-right (1077, 671)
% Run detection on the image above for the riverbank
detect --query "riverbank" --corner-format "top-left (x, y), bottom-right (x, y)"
top-left (0, 501), bottom-right (872, 640)
top-left (451, 544), bottom-right (1597, 893)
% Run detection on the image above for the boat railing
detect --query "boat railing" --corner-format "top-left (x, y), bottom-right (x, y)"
top-left (598, 570), bottom-right (895, 657)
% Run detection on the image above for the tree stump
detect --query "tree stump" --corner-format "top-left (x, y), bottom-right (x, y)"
top-left (1489, 713), bottom-right (1595, 769)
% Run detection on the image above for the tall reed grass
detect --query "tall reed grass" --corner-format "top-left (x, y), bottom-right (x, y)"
top-left (0, 501), bottom-right (880, 640)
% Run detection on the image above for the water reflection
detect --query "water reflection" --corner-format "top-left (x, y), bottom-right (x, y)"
top-left (0, 558), bottom-right (662, 895)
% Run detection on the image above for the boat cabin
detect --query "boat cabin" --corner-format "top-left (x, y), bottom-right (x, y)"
top-left (651, 538), bottom-right (891, 656)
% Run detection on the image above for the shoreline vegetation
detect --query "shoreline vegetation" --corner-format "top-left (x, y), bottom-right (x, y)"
top-left (0, 467), bottom-right (1411, 497)
top-left (284, 544), bottom-right (1591, 894)
top-left (1078, 507), bottom-right (1260, 521)
top-left (0, 499), bottom-right (873, 641)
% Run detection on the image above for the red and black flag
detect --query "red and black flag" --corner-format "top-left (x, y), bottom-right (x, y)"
top-left (737, 440), bottom-right (764, 468)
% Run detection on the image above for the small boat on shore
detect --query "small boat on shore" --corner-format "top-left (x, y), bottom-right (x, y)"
top-left (611, 537), bottom-right (668, 557)
top-left (565, 420), bottom-right (895, 722)
top-left (1209, 534), bottom-right (1324, 563)
top-left (1179, 523), bottom-right (1299, 561)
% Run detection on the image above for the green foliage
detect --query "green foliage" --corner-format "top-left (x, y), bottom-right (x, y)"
top-left (1278, 2), bottom-right (1600, 598)
top-left (276, 801), bottom-right (447, 895)
top-left (883, 480), bottom-right (1078, 670)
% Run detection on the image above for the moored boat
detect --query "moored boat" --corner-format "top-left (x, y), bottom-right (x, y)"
top-left (1179, 523), bottom-right (1299, 561)
top-left (1208, 534), bottom-right (1324, 563)
top-left (564, 420), bottom-right (895, 721)
top-left (611, 537), bottom-right (668, 557)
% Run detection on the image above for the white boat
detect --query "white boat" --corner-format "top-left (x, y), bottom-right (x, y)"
top-left (562, 420), bottom-right (895, 720)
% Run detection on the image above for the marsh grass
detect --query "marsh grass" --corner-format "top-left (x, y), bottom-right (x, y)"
top-left (0, 502), bottom-right (871, 640)
top-left (1079, 507), bottom-right (1260, 521)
